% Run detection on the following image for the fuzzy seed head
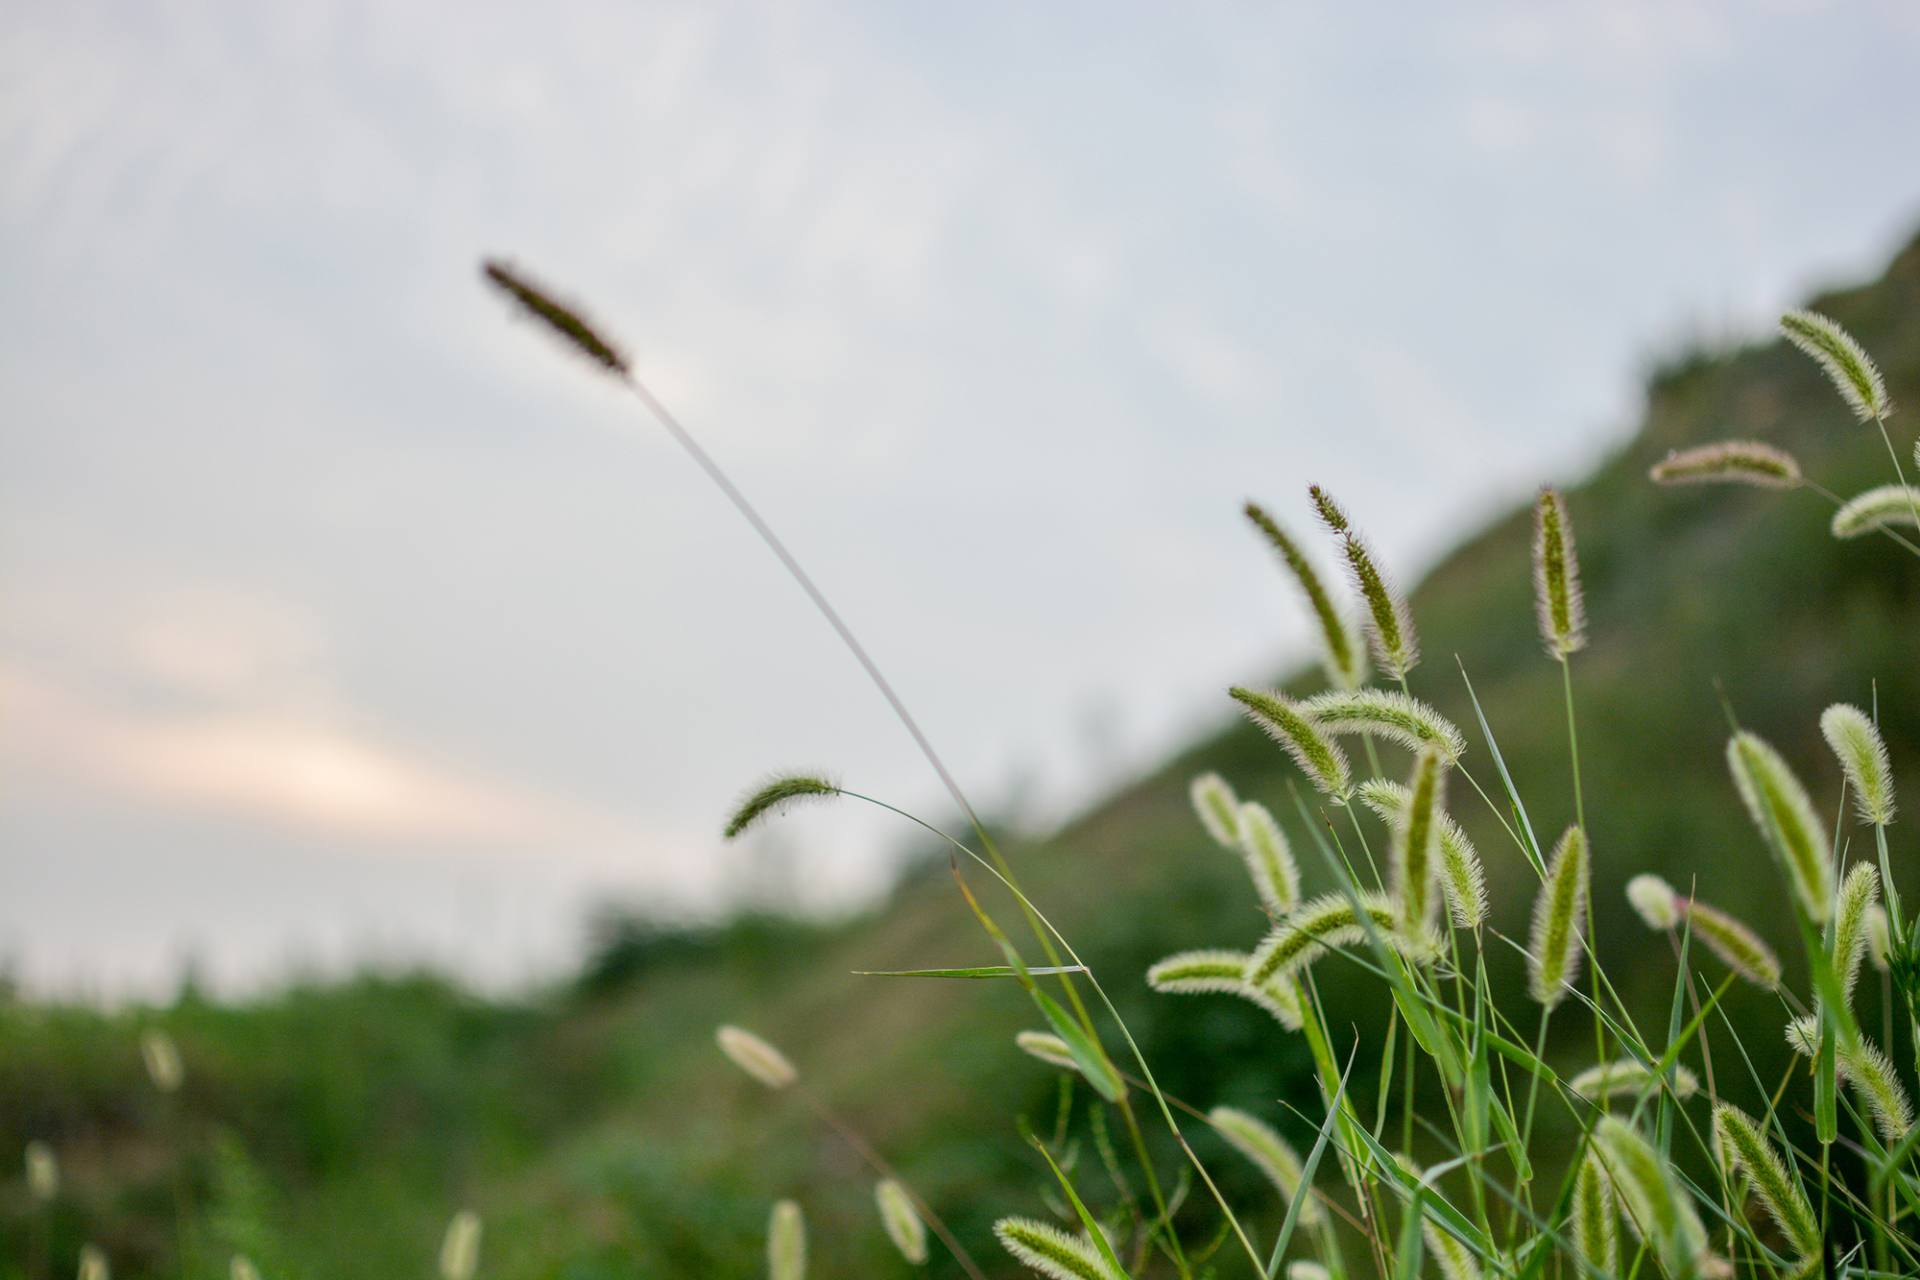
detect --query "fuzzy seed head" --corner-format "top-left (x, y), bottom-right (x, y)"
top-left (1727, 732), bottom-right (1834, 925)
top-left (1831, 484), bottom-right (1920, 538)
top-left (1286, 1266), bottom-right (1332, 1280)
top-left (716, 1025), bottom-right (798, 1089)
top-left (1592, 1117), bottom-right (1708, 1279)
top-left (25, 1140), bottom-right (57, 1201)
top-left (1528, 826), bottom-right (1589, 1009)
top-left (1821, 703), bottom-right (1896, 826)
top-left (1626, 874), bottom-right (1681, 930)
top-left (1189, 772), bottom-right (1243, 847)
top-left (1569, 1058), bottom-right (1700, 1103)
top-left (1146, 949), bottom-right (1249, 996)
top-left (141, 1029), bottom-right (183, 1093)
top-left (725, 774), bottom-right (838, 840)
top-left (481, 259), bottom-right (630, 376)
top-left (78, 1245), bottom-right (109, 1280)
top-left (1833, 861), bottom-right (1881, 1010)
top-left (1245, 501), bottom-right (1367, 689)
top-left (1712, 1105), bottom-right (1819, 1261)
top-left (1208, 1106), bottom-right (1324, 1225)
top-left (1241, 973), bottom-right (1308, 1031)
top-left (1649, 440), bottom-right (1803, 489)
top-left (1307, 485), bottom-right (1350, 534)
top-left (231, 1257), bottom-right (260, 1280)
top-left (993, 1217), bottom-right (1120, 1280)
top-left (1358, 781), bottom-right (1484, 928)
top-left (1785, 1015), bottom-right (1819, 1059)
top-left (1014, 1031), bottom-right (1080, 1072)
top-left (1533, 488), bottom-right (1587, 657)
top-left (768, 1200), bottom-right (806, 1280)
top-left (1866, 905), bottom-right (1892, 973)
top-left (1391, 748), bottom-right (1447, 934)
top-left (1573, 1151), bottom-right (1618, 1278)
top-left (1299, 689), bottom-right (1465, 762)
top-left (1238, 801), bottom-right (1301, 914)
top-left (1230, 687), bottom-right (1352, 798)
top-left (439, 1211), bottom-right (481, 1280)
top-left (1681, 897), bottom-right (1783, 988)
top-left (1780, 309), bottom-right (1891, 421)
top-left (1846, 1037), bottom-right (1914, 1144)
top-left (1246, 891), bottom-right (1410, 987)
top-left (874, 1180), bottom-right (927, 1265)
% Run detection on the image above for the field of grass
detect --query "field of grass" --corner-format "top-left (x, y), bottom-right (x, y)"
top-left (5, 230), bottom-right (1919, 1278)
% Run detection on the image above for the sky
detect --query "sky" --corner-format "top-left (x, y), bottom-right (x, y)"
top-left (4, 1), bottom-right (1920, 999)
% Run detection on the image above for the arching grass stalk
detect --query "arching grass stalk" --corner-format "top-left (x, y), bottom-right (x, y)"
top-left (480, 261), bottom-right (1204, 1270)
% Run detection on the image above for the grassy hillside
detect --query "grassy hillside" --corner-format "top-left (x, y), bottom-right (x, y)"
top-left (6, 231), bottom-right (1919, 1278)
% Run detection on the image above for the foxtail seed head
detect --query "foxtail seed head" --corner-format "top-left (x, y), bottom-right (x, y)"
top-left (1246, 890), bottom-right (1430, 988)
top-left (1833, 862), bottom-right (1881, 1009)
top-left (1230, 687), bottom-right (1352, 798)
top-left (231, 1258), bottom-right (260, 1280)
top-left (874, 1180), bottom-right (928, 1265)
top-left (439, 1211), bottom-right (481, 1280)
top-left (78, 1246), bottom-right (109, 1280)
top-left (1712, 1105), bottom-right (1819, 1262)
top-left (1299, 688), bottom-right (1465, 762)
top-left (1779, 309), bottom-right (1891, 421)
top-left (1573, 1151), bottom-right (1618, 1278)
top-left (1569, 1059), bottom-right (1700, 1102)
top-left (1358, 780), bottom-right (1484, 928)
top-left (1533, 487), bottom-right (1587, 658)
top-left (1625, 874), bottom-right (1681, 930)
top-left (768, 1201), bottom-right (806, 1280)
top-left (1189, 772), bottom-right (1242, 847)
top-left (1238, 801), bottom-right (1301, 914)
top-left (1680, 896), bottom-right (1782, 988)
top-left (1591, 1117), bottom-right (1708, 1280)
top-left (1821, 703), bottom-right (1896, 826)
top-left (481, 260), bottom-right (630, 376)
top-left (141, 1029), bottom-right (184, 1093)
top-left (1287, 1266), bottom-right (1332, 1280)
top-left (1208, 1106), bottom-right (1324, 1225)
top-left (1846, 1037), bottom-right (1914, 1143)
top-left (716, 1025), bottom-right (798, 1089)
top-left (1726, 732), bottom-right (1834, 925)
top-left (1244, 501), bottom-right (1367, 689)
top-left (1649, 440), bottom-right (1802, 488)
top-left (1241, 973), bottom-right (1308, 1031)
top-left (1308, 489), bottom-right (1419, 678)
top-left (1014, 1031), bottom-right (1079, 1072)
top-left (1391, 748), bottom-right (1446, 934)
top-left (25, 1140), bottom-right (57, 1201)
top-left (993, 1217), bottom-right (1119, 1280)
top-left (1146, 949), bottom-right (1249, 995)
top-left (1527, 826), bottom-right (1589, 1009)
top-left (1307, 485), bottom-right (1351, 534)
top-left (1831, 484), bottom-right (1920, 538)
top-left (725, 774), bottom-right (838, 840)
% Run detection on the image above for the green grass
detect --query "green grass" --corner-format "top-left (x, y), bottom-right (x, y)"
top-left (7, 231), bottom-right (1920, 1278)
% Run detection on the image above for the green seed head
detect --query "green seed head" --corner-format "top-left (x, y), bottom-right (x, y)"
top-left (725, 774), bottom-right (839, 839)
top-left (874, 1180), bottom-right (928, 1265)
top-left (1779, 309), bottom-right (1892, 421)
top-left (1244, 501), bottom-right (1367, 689)
top-left (1528, 826), bottom-right (1589, 1009)
top-left (1533, 487), bottom-right (1587, 658)
top-left (1238, 801), bottom-right (1301, 914)
top-left (768, 1201), bottom-right (806, 1280)
top-left (1230, 687), bottom-right (1353, 798)
top-left (993, 1217), bottom-right (1120, 1280)
top-left (1712, 1104), bottom-right (1819, 1262)
top-left (1649, 440), bottom-right (1803, 488)
top-left (1820, 703), bottom-right (1896, 826)
top-left (716, 1025), bottom-right (798, 1089)
top-left (1726, 732), bottom-right (1834, 925)
top-left (1208, 1106), bottom-right (1324, 1225)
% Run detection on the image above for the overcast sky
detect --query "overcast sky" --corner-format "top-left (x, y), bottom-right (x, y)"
top-left (5, 1), bottom-right (1919, 998)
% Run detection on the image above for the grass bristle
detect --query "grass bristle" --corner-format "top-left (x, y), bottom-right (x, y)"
top-left (1298, 688), bottom-right (1465, 762)
top-left (1649, 440), bottom-right (1803, 488)
top-left (1229, 687), bottom-right (1353, 798)
top-left (993, 1217), bottom-right (1119, 1280)
top-left (1245, 501), bottom-right (1367, 688)
top-left (1820, 703), bottom-right (1897, 826)
top-left (1726, 732), bottom-right (1834, 925)
top-left (1831, 484), bottom-right (1920, 538)
top-left (1533, 487), bottom-right (1587, 657)
top-left (724, 774), bottom-right (839, 839)
top-left (1779, 308), bottom-right (1892, 421)
top-left (1527, 826), bottom-right (1589, 1009)
top-left (481, 259), bottom-right (631, 375)
top-left (1208, 1106), bottom-right (1324, 1224)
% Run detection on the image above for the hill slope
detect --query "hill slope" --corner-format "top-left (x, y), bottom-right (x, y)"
top-left (6, 232), bottom-right (1919, 1278)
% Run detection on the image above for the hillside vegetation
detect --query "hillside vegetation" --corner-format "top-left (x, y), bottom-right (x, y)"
top-left (6, 231), bottom-right (1919, 1277)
